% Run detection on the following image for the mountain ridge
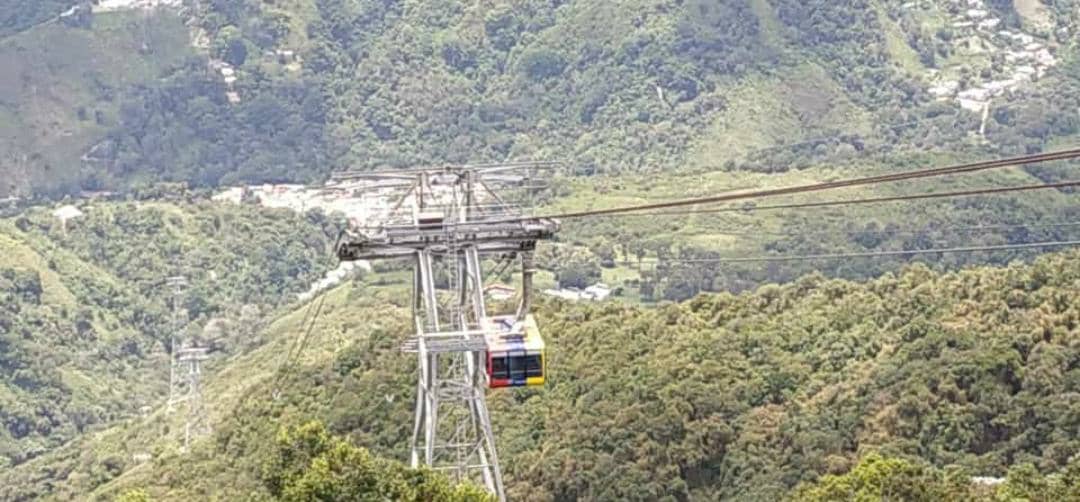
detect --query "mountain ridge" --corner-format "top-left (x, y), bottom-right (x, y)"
top-left (1, 1), bottom-right (1079, 499)
top-left (1, 0), bottom-right (1077, 197)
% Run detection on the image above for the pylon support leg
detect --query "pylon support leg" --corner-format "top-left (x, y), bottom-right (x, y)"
top-left (406, 246), bottom-right (506, 501)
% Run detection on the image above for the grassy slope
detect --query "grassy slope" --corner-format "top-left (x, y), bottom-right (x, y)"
top-left (683, 59), bottom-right (877, 170)
top-left (0, 0), bottom-right (1022, 195)
top-left (0, 221), bottom-right (168, 470)
top-left (0, 9), bottom-right (192, 197)
top-left (0, 199), bottom-right (338, 489)
top-left (0, 0), bottom-right (1074, 198)
top-left (0, 281), bottom-right (394, 501)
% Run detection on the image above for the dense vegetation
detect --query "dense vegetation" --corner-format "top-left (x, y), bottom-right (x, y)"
top-left (259, 421), bottom-right (491, 501)
top-left (0, 7), bottom-right (194, 198)
top-left (97, 0), bottom-right (771, 186)
top-left (110, 421), bottom-right (494, 502)
top-left (0, 201), bottom-right (337, 470)
top-left (2, 0), bottom-right (1079, 196)
top-left (6, 249), bottom-right (1078, 500)
top-left (1, 1), bottom-right (1080, 500)
top-left (91, 0), bottom-right (952, 185)
top-left (795, 453), bottom-right (1080, 501)
top-left (0, 0), bottom-right (74, 37)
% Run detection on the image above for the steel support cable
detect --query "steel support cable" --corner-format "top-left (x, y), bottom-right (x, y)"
top-left (342, 152), bottom-right (1080, 233)
top-left (624, 240), bottom-right (1080, 265)
top-left (271, 292), bottom-right (329, 396)
top-left (231, 292), bottom-right (319, 411)
top-left (341, 181), bottom-right (1075, 234)
top-left (229, 290), bottom-right (330, 414)
top-left (277, 295), bottom-right (318, 370)
top-left (573, 180), bottom-right (1080, 219)
top-left (291, 292), bottom-right (328, 363)
top-left (331, 161), bottom-right (563, 181)
top-left (354, 148), bottom-right (1080, 231)
top-left (292, 293), bottom-right (328, 364)
top-left (464, 148), bottom-right (1080, 225)
top-left (618, 220), bottom-right (1080, 238)
top-left (534, 149), bottom-right (1080, 221)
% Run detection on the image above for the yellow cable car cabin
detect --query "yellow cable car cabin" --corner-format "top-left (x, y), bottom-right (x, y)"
top-left (484, 314), bottom-right (545, 388)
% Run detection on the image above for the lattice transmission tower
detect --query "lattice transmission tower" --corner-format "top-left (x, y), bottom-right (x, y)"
top-left (334, 162), bottom-right (559, 501)
top-left (165, 275), bottom-right (188, 413)
top-left (178, 345), bottom-right (211, 450)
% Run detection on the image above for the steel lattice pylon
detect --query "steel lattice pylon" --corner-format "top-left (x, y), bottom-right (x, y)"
top-left (177, 344), bottom-right (210, 450)
top-left (166, 275), bottom-right (188, 413)
top-left (334, 163), bottom-right (558, 500)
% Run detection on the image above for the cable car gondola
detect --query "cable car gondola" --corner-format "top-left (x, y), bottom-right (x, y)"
top-left (484, 314), bottom-right (544, 388)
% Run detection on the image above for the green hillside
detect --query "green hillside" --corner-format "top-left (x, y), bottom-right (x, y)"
top-left (0, 7), bottom-right (194, 197)
top-left (1, 1), bottom-right (1080, 500)
top-left (0, 0), bottom-right (76, 38)
top-left (547, 151), bottom-right (1080, 301)
top-left (2, 0), bottom-right (1079, 195)
top-left (85, 0), bottom-right (958, 186)
top-left (0, 200), bottom-right (338, 472)
top-left (4, 249), bottom-right (1079, 500)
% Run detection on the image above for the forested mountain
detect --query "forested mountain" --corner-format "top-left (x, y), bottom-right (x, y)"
top-left (0, 199), bottom-right (338, 471)
top-left (0, 0), bottom-right (77, 37)
top-left (2, 1), bottom-right (1080, 501)
top-left (6, 0), bottom-right (1074, 299)
top-left (1, 0), bottom-right (1079, 196)
top-left (3, 248), bottom-right (1079, 500)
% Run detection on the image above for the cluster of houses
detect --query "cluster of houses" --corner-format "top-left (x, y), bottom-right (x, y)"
top-left (91, 0), bottom-right (181, 13)
top-left (214, 181), bottom-right (401, 298)
top-left (213, 182), bottom-right (398, 225)
top-left (485, 283), bottom-right (614, 302)
top-left (542, 283), bottom-right (613, 302)
top-left (919, 0), bottom-right (1059, 113)
top-left (209, 50), bottom-right (301, 104)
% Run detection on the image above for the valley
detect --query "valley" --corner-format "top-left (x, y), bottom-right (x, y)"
top-left (0, 0), bottom-right (1079, 500)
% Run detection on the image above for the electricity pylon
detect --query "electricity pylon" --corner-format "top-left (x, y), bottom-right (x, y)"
top-left (166, 275), bottom-right (188, 413)
top-left (177, 344), bottom-right (210, 450)
top-left (334, 162), bottom-right (559, 501)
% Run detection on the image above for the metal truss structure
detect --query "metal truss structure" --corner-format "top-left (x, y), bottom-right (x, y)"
top-left (178, 345), bottom-right (210, 450)
top-left (166, 275), bottom-right (187, 413)
top-left (334, 162), bottom-right (559, 501)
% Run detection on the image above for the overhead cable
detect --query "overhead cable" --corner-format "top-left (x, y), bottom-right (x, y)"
top-left (350, 180), bottom-right (1080, 233)
top-left (628, 240), bottom-right (1080, 265)
top-left (629, 220), bottom-right (1080, 238)
top-left (271, 291), bottom-right (329, 396)
top-left (343, 150), bottom-right (1080, 231)
top-left (578, 180), bottom-right (1080, 218)
top-left (482, 148), bottom-right (1079, 224)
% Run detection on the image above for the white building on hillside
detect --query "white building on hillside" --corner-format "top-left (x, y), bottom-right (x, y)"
top-left (543, 283), bottom-right (613, 302)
